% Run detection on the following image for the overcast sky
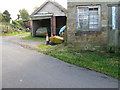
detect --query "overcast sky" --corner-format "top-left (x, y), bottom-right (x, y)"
top-left (0, 0), bottom-right (67, 20)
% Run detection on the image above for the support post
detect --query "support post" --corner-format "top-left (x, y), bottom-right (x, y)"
top-left (53, 16), bottom-right (56, 34)
top-left (50, 17), bottom-right (53, 34)
top-left (31, 20), bottom-right (36, 37)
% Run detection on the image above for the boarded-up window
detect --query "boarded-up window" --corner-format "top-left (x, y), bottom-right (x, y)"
top-left (108, 4), bottom-right (119, 30)
top-left (77, 6), bottom-right (100, 31)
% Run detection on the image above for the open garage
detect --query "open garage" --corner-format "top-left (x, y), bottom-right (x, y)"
top-left (31, 1), bottom-right (66, 37)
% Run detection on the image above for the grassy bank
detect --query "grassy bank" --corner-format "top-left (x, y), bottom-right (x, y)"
top-left (22, 36), bottom-right (45, 42)
top-left (1, 32), bottom-right (30, 36)
top-left (37, 44), bottom-right (119, 79)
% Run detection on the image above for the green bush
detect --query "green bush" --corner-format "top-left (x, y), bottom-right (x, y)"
top-left (12, 20), bottom-right (26, 31)
top-left (2, 23), bottom-right (13, 33)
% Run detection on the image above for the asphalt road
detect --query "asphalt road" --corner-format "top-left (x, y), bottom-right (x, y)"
top-left (2, 39), bottom-right (118, 88)
top-left (0, 37), bottom-right (2, 89)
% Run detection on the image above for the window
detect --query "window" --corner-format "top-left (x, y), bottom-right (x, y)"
top-left (77, 6), bottom-right (100, 31)
top-left (108, 5), bottom-right (119, 30)
top-left (112, 6), bottom-right (116, 30)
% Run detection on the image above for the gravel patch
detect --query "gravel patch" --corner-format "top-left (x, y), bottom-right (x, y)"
top-left (2, 35), bottom-right (44, 51)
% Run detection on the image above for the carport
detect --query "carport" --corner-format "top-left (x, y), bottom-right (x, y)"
top-left (31, 1), bottom-right (66, 37)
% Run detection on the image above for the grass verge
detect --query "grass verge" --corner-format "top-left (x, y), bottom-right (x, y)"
top-left (37, 44), bottom-right (119, 79)
top-left (1, 32), bottom-right (30, 36)
top-left (37, 44), bottom-right (52, 49)
top-left (22, 36), bottom-right (45, 42)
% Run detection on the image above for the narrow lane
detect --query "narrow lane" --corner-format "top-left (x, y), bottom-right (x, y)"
top-left (2, 39), bottom-right (118, 88)
top-left (0, 37), bottom-right (2, 89)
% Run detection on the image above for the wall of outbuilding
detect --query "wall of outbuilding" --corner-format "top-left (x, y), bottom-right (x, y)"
top-left (67, 1), bottom-right (119, 51)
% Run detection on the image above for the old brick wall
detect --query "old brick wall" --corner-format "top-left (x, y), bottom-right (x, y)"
top-left (67, 2), bottom-right (119, 50)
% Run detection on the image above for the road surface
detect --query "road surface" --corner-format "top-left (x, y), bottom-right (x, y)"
top-left (0, 37), bottom-right (2, 89)
top-left (2, 38), bottom-right (118, 88)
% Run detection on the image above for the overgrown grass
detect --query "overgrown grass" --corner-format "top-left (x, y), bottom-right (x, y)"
top-left (37, 44), bottom-right (52, 49)
top-left (1, 32), bottom-right (30, 36)
top-left (22, 36), bottom-right (45, 42)
top-left (37, 44), bottom-right (119, 79)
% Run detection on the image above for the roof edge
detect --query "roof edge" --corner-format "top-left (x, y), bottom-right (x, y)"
top-left (31, 0), bottom-right (67, 16)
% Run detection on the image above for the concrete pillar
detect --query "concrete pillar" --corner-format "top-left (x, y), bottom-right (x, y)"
top-left (50, 16), bottom-right (56, 35)
top-left (31, 20), bottom-right (36, 37)
top-left (53, 16), bottom-right (56, 34)
top-left (31, 20), bottom-right (34, 37)
top-left (50, 17), bottom-right (53, 34)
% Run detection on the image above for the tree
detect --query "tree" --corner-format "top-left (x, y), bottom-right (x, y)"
top-left (0, 12), bottom-right (3, 22)
top-left (19, 9), bottom-right (30, 20)
top-left (17, 14), bottom-right (20, 20)
top-left (2, 10), bottom-right (11, 22)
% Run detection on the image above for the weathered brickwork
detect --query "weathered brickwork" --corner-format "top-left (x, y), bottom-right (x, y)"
top-left (67, 1), bottom-right (119, 50)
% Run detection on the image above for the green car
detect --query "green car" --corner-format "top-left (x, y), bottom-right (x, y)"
top-left (36, 27), bottom-right (48, 37)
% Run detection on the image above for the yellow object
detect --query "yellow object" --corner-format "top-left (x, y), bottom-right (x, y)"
top-left (50, 36), bottom-right (64, 44)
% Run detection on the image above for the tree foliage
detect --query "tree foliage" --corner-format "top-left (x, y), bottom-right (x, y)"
top-left (2, 10), bottom-right (11, 22)
top-left (0, 12), bottom-right (3, 22)
top-left (17, 14), bottom-right (20, 20)
top-left (19, 9), bottom-right (30, 20)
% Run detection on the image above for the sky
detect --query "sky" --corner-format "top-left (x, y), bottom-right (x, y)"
top-left (0, 0), bottom-right (67, 20)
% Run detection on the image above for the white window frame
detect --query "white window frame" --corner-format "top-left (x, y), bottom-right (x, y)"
top-left (77, 5), bottom-right (101, 31)
top-left (112, 6), bottom-right (116, 30)
top-left (108, 4), bottom-right (119, 30)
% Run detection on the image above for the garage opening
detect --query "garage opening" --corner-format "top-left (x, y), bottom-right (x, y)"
top-left (56, 16), bottom-right (66, 35)
top-left (33, 18), bottom-right (51, 37)
top-left (32, 16), bottom-right (66, 37)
